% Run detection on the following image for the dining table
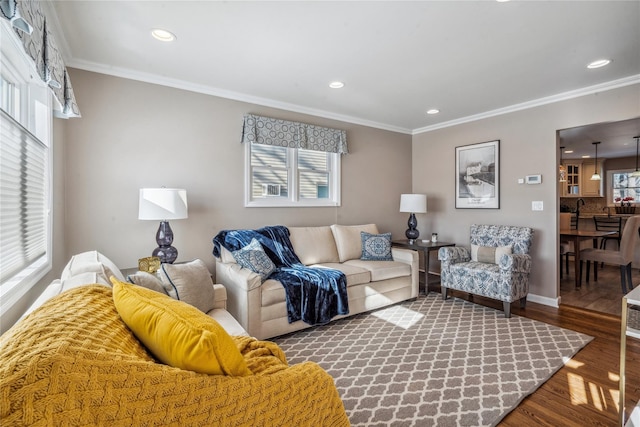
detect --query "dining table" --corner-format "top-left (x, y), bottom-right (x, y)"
top-left (559, 229), bottom-right (617, 289)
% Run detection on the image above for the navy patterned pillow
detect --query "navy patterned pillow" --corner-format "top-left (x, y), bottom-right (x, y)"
top-left (361, 232), bottom-right (393, 261)
top-left (232, 238), bottom-right (276, 281)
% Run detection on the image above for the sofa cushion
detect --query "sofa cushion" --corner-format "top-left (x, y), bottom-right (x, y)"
top-left (361, 232), bottom-right (393, 261)
top-left (158, 259), bottom-right (216, 313)
top-left (111, 278), bottom-right (251, 376)
top-left (331, 224), bottom-right (379, 262)
top-left (61, 250), bottom-right (125, 283)
top-left (127, 271), bottom-right (168, 295)
top-left (232, 238), bottom-right (276, 281)
top-left (289, 226), bottom-right (340, 265)
top-left (313, 263), bottom-right (371, 287)
top-left (470, 244), bottom-right (513, 264)
top-left (344, 259), bottom-right (411, 282)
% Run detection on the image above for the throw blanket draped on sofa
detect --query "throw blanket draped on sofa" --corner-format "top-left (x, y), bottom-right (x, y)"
top-left (213, 226), bottom-right (349, 325)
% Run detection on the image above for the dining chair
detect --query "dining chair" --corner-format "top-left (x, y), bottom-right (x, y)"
top-left (559, 213), bottom-right (578, 278)
top-left (593, 216), bottom-right (622, 250)
top-left (579, 215), bottom-right (640, 293)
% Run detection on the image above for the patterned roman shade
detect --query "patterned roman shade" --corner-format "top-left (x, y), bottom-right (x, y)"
top-left (0, 0), bottom-right (81, 118)
top-left (242, 114), bottom-right (348, 154)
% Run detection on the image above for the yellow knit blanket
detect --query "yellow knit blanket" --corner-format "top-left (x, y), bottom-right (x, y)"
top-left (1, 285), bottom-right (349, 426)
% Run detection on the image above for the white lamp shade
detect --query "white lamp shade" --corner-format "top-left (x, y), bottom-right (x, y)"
top-left (400, 194), bottom-right (427, 213)
top-left (139, 188), bottom-right (188, 220)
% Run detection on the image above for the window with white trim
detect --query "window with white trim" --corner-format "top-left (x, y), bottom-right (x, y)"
top-left (245, 142), bottom-right (341, 207)
top-left (608, 169), bottom-right (639, 204)
top-left (0, 22), bottom-right (52, 315)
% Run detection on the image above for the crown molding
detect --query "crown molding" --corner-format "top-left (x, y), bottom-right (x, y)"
top-left (66, 59), bottom-right (413, 135)
top-left (412, 74), bottom-right (640, 135)
top-left (66, 57), bottom-right (639, 137)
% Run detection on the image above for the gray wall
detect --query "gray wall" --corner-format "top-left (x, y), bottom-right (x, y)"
top-left (412, 83), bottom-right (640, 303)
top-left (63, 69), bottom-right (412, 271)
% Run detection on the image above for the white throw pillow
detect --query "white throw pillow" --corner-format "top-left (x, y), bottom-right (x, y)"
top-left (61, 251), bottom-right (125, 283)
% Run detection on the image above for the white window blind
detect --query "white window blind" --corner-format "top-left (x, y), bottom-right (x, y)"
top-left (0, 108), bottom-right (48, 285)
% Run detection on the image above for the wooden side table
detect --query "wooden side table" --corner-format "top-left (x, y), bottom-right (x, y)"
top-left (392, 239), bottom-right (455, 294)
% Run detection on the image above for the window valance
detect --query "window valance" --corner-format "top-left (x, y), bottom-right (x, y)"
top-left (0, 0), bottom-right (80, 118)
top-left (241, 114), bottom-right (348, 154)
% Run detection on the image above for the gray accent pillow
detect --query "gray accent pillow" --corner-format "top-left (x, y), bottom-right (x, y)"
top-left (470, 244), bottom-right (513, 264)
top-left (361, 232), bottom-right (393, 261)
top-left (232, 238), bottom-right (276, 281)
top-left (127, 271), bottom-right (168, 296)
top-left (158, 259), bottom-right (215, 313)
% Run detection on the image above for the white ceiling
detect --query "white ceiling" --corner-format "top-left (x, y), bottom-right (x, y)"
top-left (50, 1), bottom-right (639, 141)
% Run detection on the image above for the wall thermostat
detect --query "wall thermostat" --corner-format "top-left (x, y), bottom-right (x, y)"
top-left (525, 174), bottom-right (542, 184)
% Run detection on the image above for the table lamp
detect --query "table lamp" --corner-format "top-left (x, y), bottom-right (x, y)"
top-left (138, 188), bottom-right (188, 264)
top-left (400, 194), bottom-right (427, 243)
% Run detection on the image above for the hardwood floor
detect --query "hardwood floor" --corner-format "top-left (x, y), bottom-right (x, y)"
top-left (443, 289), bottom-right (640, 426)
top-left (560, 260), bottom-right (640, 316)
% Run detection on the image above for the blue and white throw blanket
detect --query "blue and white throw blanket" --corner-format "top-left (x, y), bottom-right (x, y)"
top-left (213, 225), bottom-right (349, 325)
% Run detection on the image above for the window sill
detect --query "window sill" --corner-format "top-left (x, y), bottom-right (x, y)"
top-left (0, 256), bottom-right (51, 316)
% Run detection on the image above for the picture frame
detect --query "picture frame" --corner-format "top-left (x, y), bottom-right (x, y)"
top-left (455, 140), bottom-right (500, 209)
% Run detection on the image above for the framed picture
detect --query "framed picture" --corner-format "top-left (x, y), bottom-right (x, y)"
top-left (455, 140), bottom-right (500, 209)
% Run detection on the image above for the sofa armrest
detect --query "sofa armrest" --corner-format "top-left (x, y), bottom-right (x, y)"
top-left (438, 246), bottom-right (470, 264)
top-left (212, 283), bottom-right (227, 310)
top-left (391, 247), bottom-right (418, 264)
top-left (215, 261), bottom-right (263, 292)
top-left (499, 253), bottom-right (532, 273)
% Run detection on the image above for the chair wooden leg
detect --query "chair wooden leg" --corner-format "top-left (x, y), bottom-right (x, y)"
top-left (519, 297), bottom-right (527, 308)
top-left (579, 261), bottom-right (584, 287)
top-left (594, 261), bottom-right (598, 281)
top-left (620, 265), bottom-right (628, 294)
top-left (566, 254), bottom-right (570, 275)
top-left (626, 264), bottom-right (633, 292)
top-left (442, 286), bottom-right (448, 300)
top-left (586, 261), bottom-right (591, 282)
top-left (503, 301), bottom-right (511, 318)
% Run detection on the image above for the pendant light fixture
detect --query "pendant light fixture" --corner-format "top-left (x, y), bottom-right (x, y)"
top-left (559, 146), bottom-right (567, 182)
top-left (631, 136), bottom-right (640, 178)
top-left (590, 141), bottom-right (601, 181)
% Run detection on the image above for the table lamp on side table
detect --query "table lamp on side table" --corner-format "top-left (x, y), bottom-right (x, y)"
top-left (400, 194), bottom-right (427, 243)
top-left (138, 188), bottom-right (188, 264)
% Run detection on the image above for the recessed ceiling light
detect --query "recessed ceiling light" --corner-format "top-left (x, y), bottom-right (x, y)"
top-left (581, 155), bottom-right (590, 158)
top-left (151, 29), bottom-right (176, 42)
top-left (426, 109), bottom-right (440, 115)
top-left (587, 59), bottom-right (611, 69)
top-left (329, 81), bottom-right (344, 89)
top-left (564, 150), bottom-right (574, 153)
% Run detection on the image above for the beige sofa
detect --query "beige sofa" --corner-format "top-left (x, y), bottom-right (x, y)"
top-left (215, 224), bottom-right (419, 339)
top-left (21, 250), bottom-right (247, 336)
top-left (3, 251), bottom-right (350, 426)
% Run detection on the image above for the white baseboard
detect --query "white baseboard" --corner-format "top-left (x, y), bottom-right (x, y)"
top-left (527, 293), bottom-right (560, 308)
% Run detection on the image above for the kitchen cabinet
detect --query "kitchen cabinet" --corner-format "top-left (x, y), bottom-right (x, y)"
top-left (560, 160), bottom-right (604, 197)
top-left (581, 159), bottom-right (604, 197)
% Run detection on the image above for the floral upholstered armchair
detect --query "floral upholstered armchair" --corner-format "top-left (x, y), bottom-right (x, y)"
top-left (438, 224), bottom-right (534, 318)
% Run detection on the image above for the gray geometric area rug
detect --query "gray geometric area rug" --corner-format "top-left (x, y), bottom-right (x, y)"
top-left (273, 294), bottom-right (593, 427)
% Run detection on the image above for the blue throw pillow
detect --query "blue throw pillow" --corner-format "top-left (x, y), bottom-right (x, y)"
top-left (232, 238), bottom-right (276, 281)
top-left (361, 232), bottom-right (393, 261)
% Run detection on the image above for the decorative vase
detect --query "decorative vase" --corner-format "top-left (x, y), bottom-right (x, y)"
top-left (615, 206), bottom-right (636, 214)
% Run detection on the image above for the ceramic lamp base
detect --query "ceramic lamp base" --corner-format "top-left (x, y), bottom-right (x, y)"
top-left (152, 221), bottom-right (178, 264)
top-left (405, 213), bottom-right (419, 240)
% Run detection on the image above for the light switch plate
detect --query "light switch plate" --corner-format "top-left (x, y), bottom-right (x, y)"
top-left (532, 201), bottom-right (544, 211)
